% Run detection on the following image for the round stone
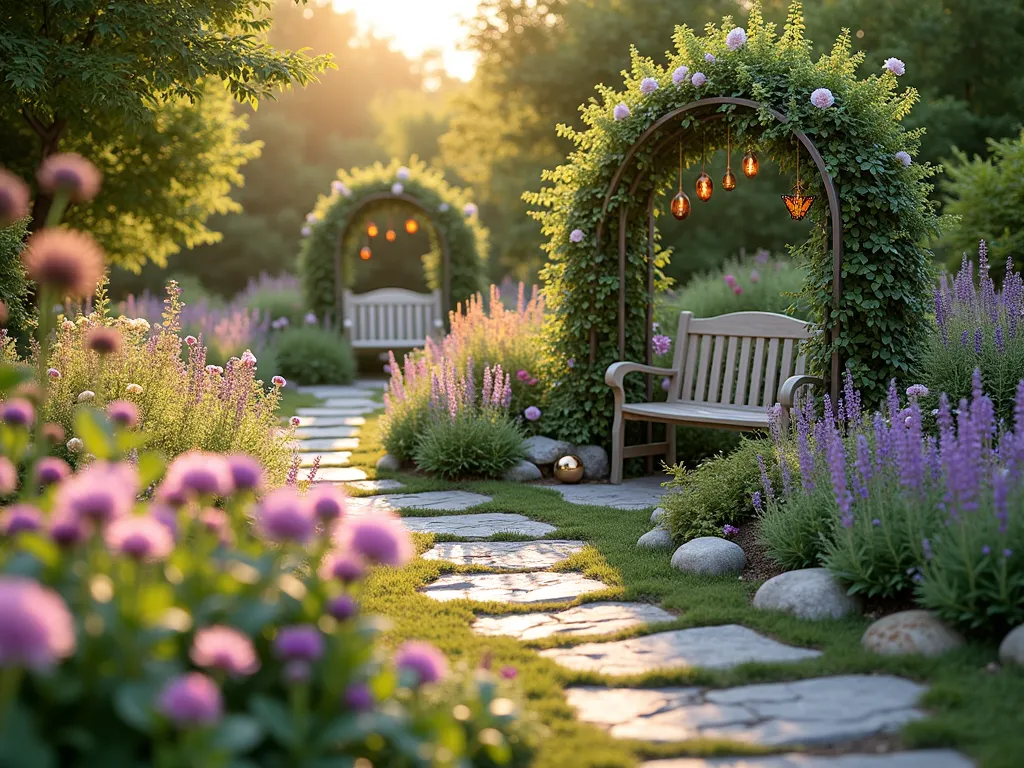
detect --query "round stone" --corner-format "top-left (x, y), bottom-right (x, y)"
top-left (573, 444), bottom-right (610, 480)
top-left (752, 567), bottom-right (859, 620)
top-left (862, 610), bottom-right (965, 657)
top-left (503, 459), bottom-right (543, 483)
top-left (523, 436), bottom-right (574, 465)
top-left (650, 506), bottom-right (667, 525)
top-left (376, 453), bottom-right (401, 471)
top-left (637, 527), bottom-right (673, 549)
top-left (670, 536), bottom-right (745, 576)
top-left (998, 624), bottom-right (1024, 666)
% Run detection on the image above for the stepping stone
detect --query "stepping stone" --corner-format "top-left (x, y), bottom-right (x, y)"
top-left (294, 425), bottom-right (360, 439)
top-left (346, 479), bottom-right (404, 493)
top-left (473, 602), bottom-right (676, 640)
top-left (540, 624), bottom-right (821, 675)
top-left (299, 452), bottom-right (351, 468)
top-left (551, 476), bottom-right (668, 510)
top-left (348, 492), bottom-right (495, 514)
top-left (423, 540), bottom-right (585, 570)
top-left (640, 753), bottom-right (973, 768)
top-left (568, 674), bottom-right (926, 746)
top-left (296, 408), bottom-right (374, 418)
top-left (310, 467), bottom-right (368, 483)
top-left (291, 416), bottom-right (366, 428)
top-left (296, 437), bottom-right (360, 452)
top-left (422, 571), bottom-right (607, 604)
top-left (322, 398), bottom-right (379, 410)
top-left (397, 512), bottom-right (554, 537)
top-left (296, 385), bottom-right (372, 398)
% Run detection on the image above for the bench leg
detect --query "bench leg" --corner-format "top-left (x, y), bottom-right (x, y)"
top-left (666, 423), bottom-right (677, 468)
top-left (610, 407), bottom-right (626, 485)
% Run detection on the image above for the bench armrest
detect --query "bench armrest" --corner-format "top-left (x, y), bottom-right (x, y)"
top-left (605, 362), bottom-right (677, 391)
top-left (778, 375), bottom-right (824, 409)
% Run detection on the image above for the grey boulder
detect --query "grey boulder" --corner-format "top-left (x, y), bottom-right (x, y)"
top-left (671, 536), bottom-right (745, 576)
top-left (573, 444), bottom-right (610, 480)
top-left (650, 506), bottom-right (667, 525)
top-left (503, 459), bottom-right (543, 483)
top-left (637, 527), bottom-right (673, 549)
top-left (862, 610), bottom-right (965, 657)
top-left (523, 436), bottom-right (574, 465)
top-left (376, 453), bottom-right (401, 472)
top-left (753, 568), bottom-right (859, 620)
top-left (998, 624), bottom-right (1024, 667)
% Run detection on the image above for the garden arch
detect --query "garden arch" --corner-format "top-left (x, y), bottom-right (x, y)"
top-left (299, 159), bottom-right (488, 342)
top-left (530, 4), bottom-right (938, 447)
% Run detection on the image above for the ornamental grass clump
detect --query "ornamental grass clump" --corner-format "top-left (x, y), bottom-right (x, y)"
top-left (412, 358), bottom-right (524, 480)
top-left (919, 240), bottom-right (1024, 425)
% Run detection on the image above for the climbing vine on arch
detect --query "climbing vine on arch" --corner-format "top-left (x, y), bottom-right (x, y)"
top-left (528, 1), bottom-right (939, 446)
top-left (299, 158), bottom-right (488, 322)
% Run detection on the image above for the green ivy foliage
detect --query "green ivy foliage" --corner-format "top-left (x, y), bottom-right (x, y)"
top-left (298, 158), bottom-right (488, 322)
top-left (0, 219), bottom-right (32, 347)
top-left (528, 2), bottom-right (939, 445)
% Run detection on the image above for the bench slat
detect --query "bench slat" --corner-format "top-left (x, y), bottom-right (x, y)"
top-left (761, 338), bottom-right (780, 407)
top-left (721, 336), bottom-right (738, 404)
top-left (707, 335), bottom-right (725, 404)
top-left (747, 337), bottom-right (766, 407)
top-left (735, 337), bottom-right (752, 405)
top-left (693, 335), bottom-right (713, 402)
top-left (779, 338), bottom-right (795, 390)
top-left (680, 335), bottom-right (699, 400)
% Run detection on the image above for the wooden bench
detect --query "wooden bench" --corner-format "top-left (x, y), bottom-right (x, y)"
top-left (605, 310), bottom-right (822, 484)
top-left (342, 288), bottom-right (444, 350)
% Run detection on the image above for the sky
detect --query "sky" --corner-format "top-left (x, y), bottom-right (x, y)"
top-left (330, 0), bottom-right (482, 81)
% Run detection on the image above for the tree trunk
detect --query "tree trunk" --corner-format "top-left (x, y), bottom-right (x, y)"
top-left (26, 118), bottom-right (66, 232)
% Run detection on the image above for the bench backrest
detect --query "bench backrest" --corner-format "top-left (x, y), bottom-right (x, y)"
top-left (668, 310), bottom-right (813, 410)
top-left (342, 288), bottom-right (442, 349)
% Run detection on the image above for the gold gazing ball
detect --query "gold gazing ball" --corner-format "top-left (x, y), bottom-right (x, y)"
top-left (554, 454), bottom-right (584, 484)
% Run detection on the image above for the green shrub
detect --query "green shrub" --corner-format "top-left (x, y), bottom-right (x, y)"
top-left (674, 426), bottom-right (742, 469)
top-left (272, 325), bottom-right (356, 385)
top-left (663, 437), bottom-right (778, 543)
top-left (0, 218), bottom-right (32, 347)
top-left (244, 281), bottom-right (307, 328)
top-left (414, 412), bottom-right (524, 480)
top-left (758, 482), bottom-right (838, 571)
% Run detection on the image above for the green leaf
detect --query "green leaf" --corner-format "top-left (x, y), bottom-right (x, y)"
top-left (0, 364), bottom-right (32, 394)
top-left (210, 715), bottom-right (264, 754)
top-left (249, 695), bottom-right (295, 748)
top-left (74, 408), bottom-right (116, 460)
top-left (136, 450), bottom-right (167, 487)
top-left (113, 681), bottom-right (158, 734)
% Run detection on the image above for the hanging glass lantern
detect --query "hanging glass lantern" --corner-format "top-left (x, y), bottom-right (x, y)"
top-left (359, 245), bottom-right (372, 260)
top-left (670, 141), bottom-right (691, 220)
top-left (366, 222), bottom-right (379, 238)
top-left (696, 132), bottom-right (713, 201)
top-left (722, 124), bottom-right (737, 191)
top-left (385, 229), bottom-right (397, 242)
top-left (742, 150), bottom-right (759, 178)
top-left (405, 218), bottom-right (419, 234)
top-left (781, 148), bottom-right (814, 220)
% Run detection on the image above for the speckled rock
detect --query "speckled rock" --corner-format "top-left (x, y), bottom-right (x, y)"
top-left (638, 527), bottom-right (674, 549)
top-left (503, 459), bottom-right (543, 483)
top-left (671, 537), bottom-right (745, 576)
top-left (862, 610), bottom-right (965, 657)
top-left (998, 624), bottom-right (1024, 667)
top-left (573, 445), bottom-right (610, 480)
top-left (376, 453), bottom-right (401, 472)
top-left (753, 568), bottom-right (859, 621)
top-left (523, 436), bottom-right (574, 465)
top-left (650, 507), bottom-right (667, 525)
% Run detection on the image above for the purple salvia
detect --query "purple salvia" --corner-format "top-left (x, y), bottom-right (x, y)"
top-left (757, 454), bottom-right (774, 500)
top-left (996, 325), bottom-right (1005, 353)
top-left (502, 373), bottom-right (512, 408)
top-left (842, 368), bottom-right (861, 426)
top-left (286, 456), bottom-right (300, 486)
top-left (464, 356), bottom-right (475, 407)
top-left (974, 327), bottom-right (983, 355)
top-left (897, 401), bottom-right (925, 494)
top-left (924, 436), bottom-right (941, 481)
top-left (752, 491), bottom-right (764, 515)
top-left (854, 433), bottom-right (872, 498)
top-left (306, 455), bottom-right (321, 484)
top-left (796, 402), bottom-right (816, 492)
top-left (886, 380), bottom-right (900, 423)
top-left (934, 285), bottom-right (948, 346)
top-left (922, 537), bottom-right (933, 561)
top-left (825, 422), bottom-right (852, 527)
top-left (482, 365), bottom-right (493, 407)
top-left (993, 468), bottom-right (1009, 535)
top-left (768, 404), bottom-right (785, 446)
top-left (960, 329), bottom-right (969, 346)
top-left (873, 411), bottom-right (893, 475)
top-left (779, 455), bottom-right (793, 495)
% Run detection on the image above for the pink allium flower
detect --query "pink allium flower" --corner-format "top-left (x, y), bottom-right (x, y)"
top-left (0, 169), bottom-right (30, 225)
top-left (750, 269), bottom-right (761, 283)
top-left (105, 515), bottom-right (174, 561)
top-left (3, 504), bottom-right (42, 535)
top-left (516, 369), bottom-right (530, 382)
top-left (342, 514), bottom-right (414, 566)
top-left (157, 673), bottom-right (223, 728)
top-left (290, 416), bottom-right (301, 427)
top-left (55, 461), bottom-right (139, 525)
top-left (86, 325), bottom-right (122, 355)
top-left (895, 151), bottom-right (912, 167)
top-left (691, 72), bottom-right (707, 87)
top-left (320, 550), bottom-right (366, 583)
top-left (613, 102), bottom-right (631, 120)
top-left (732, 285), bottom-right (743, 295)
top-left (191, 626), bottom-right (259, 676)
top-left (704, 53), bottom-right (716, 63)
top-left (726, 27), bottom-right (747, 51)
top-left (0, 576), bottom-right (76, 668)
top-left (106, 399), bottom-right (139, 428)
top-left (185, 335), bottom-right (197, 346)
top-left (906, 384), bottom-right (929, 398)
top-left (307, 484), bottom-right (346, 523)
top-left (22, 229), bottom-right (104, 299)
top-left (274, 625), bottom-right (324, 662)
top-left (500, 666), bottom-right (517, 680)
top-left (883, 57), bottom-right (906, 76)
top-left (652, 334), bottom-right (671, 356)
top-left (331, 180), bottom-right (350, 196)
top-left (49, 513), bottom-right (85, 548)
top-left (672, 65), bottom-right (689, 85)
top-left (640, 77), bottom-right (659, 95)
top-left (35, 456), bottom-right (70, 487)
top-left (37, 153), bottom-right (102, 202)
top-left (300, 225), bottom-right (312, 237)
top-left (569, 228), bottom-right (584, 243)
top-left (391, 182), bottom-right (404, 195)
top-left (810, 88), bottom-right (835, 108)
top-left (66, 437), bottom-right (83, 453)
top-left (304, 311), bottom-right (317, 325)
top-left (396, 166), bottom-right (410, 180)
top-left (159, 451), bottom-right (233, 502)
top-left (255, 487), bottom-right (316, 544)
top-left (395, 641), bottom-right (448, 686)
top-left (661, 377), bottom-right (671, 392)
top-left (326, 594), bottom-right (358, 621)
top-left (272, 375), bottom-right (286, 387)
top-left (226, 454), bottom-right (263, 493)
top-left (463, 202), bottom-right (478, 217)
top-left (240, 349), bottom-right (257, 367)
top-left (345, 682), bottom-right (374, 711)
top-left (1, 397), bottom-right (35, 427)
top-left (723, 274), bottom-right (737, 286)
top-left (47, 367), bottom-right (61, 379)
top-left (567, 358), bottom-right (575, 369)
top-left (0, 456), bottom-right (16, 495)
top-left (528, 377), bottom-right (537, 386)
top-left (524, 405), bottom-right (541, 421)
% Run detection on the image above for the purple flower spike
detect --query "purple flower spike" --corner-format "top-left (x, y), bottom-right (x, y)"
top-left (395, 641), bottom-right (449, 686)
top-left (157, 673), bottom-right (223, 728)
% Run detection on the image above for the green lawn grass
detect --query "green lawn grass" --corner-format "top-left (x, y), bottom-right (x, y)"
top-left (275, 387), bottom-right (323, 418)
top-left (351, 408), bottom-right (1024, 768)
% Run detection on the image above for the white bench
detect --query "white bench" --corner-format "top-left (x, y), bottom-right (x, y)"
top-left (605, 310), bottom-right (822, 484)
top-left (342, 288), bottom-right (444, 350)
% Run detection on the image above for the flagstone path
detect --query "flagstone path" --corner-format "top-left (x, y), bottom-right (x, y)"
top-left (293, 381), bottom-right (972, 767)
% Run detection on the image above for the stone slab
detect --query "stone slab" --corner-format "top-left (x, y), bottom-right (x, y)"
top-left (422, 540), bottom-right (585, 570)
top-left (321, 398), bottom-right (379, 410)
top-left (296, 385), bottom-right (372, 398)
top-left (540, 624), bottom-right (821, 675)
top-left (310, 466), bottom-right (368, 483)
top-left (347, 492), bottom-right (496, 515)
top-left (296, 437), bottom-right (361, 452)
top-left (550, 475), bottom-right (669, 510)
top-left (294, 425), bottom-right (361, 439)
top-left (422, 571), bottom-right (607, 604)
top-left (641, 752), bottom-right (973, 768)
top-left (346, 479), bottom-right (404, 493)
top-left (397, 512), bottom-right (555, 538)
top-left (473, 602), bottom-right (676, 640)
top-left (295, 408), bottom-right (375, 418)
top-left (291, 416), bottom-right (366, 428)
top-left (568, 674), bottom-right (925, 746)
top-left (299, 451), bottom-right (351, 468)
